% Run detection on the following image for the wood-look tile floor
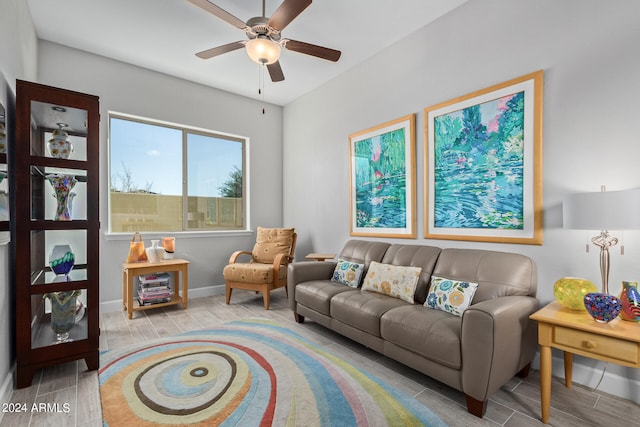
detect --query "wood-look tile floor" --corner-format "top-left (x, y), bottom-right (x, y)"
top-left (2, 291), bottom-right (639, 426)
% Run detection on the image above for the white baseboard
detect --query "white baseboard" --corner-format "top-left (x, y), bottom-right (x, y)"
top-left (531, 352), bottom-right (640, 404)
top-left (100, 283), bottom-right (225, 313)
top-left (0, 365), bottom-right (15, 425)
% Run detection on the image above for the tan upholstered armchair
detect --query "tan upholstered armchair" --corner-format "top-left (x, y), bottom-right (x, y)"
top-left (223, 227), bottom-right (297, 309)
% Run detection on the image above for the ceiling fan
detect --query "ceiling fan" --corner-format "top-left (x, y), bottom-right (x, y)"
top-left (188, 0), bottom-right (341, 82)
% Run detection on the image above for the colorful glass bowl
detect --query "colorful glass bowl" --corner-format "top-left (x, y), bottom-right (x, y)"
top-left (583, 293), bottom-right (622, 323)
top-left (553, 277), bottom-right (598, 311)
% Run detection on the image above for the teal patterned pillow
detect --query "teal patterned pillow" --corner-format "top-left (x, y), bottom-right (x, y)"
top-left (331, 259), bottom-right (365, 288)
top-left (425, 275), bottom-right (478, 316)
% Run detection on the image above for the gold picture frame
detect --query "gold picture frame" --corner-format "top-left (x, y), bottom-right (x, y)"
top-left (349, 114), bottom-right (416, 238)
top-left (424, 70), bottom-right (543, 245)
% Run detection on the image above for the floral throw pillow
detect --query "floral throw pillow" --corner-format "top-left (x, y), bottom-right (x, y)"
top-left (331, 259), bottom-right (365, 288)
top-left (361, 261), bottom-right (422, 304)
top-left (425, 275), bottom-right (478, 317)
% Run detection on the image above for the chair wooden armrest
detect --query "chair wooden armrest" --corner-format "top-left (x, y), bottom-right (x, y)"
top-left (229, 251), bottom-right (252, 263)
top-left (273, 253), bottom-right (293, 277)
top-left (273, 253), bottom-right (292, 265)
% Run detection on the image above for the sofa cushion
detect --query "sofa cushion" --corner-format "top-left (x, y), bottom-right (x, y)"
top-left (361, 262), bottom-right (422, 303)
top-left (223, 262), bottom-right (286, 284)
top-left (331, 259), bottom-right (364, 288)
top-left (252, 227), bottom-right (295, 263)
top-left (380, 305), bottom-right (462, 370)
top-left (379, 244), bottom-right (442, 305)
top-left (295, 280), bottom-right (354, 316)
top-left (338, 240), bottom-right (391, 275)
top-left (432, 248), bottom-right (537, 303)
top-left (330, 290), bottom-right (408, 337)
top-left (426, 276), bottom-right (478, 317)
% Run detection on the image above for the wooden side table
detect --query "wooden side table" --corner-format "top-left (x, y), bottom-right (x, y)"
top-left (305, 253), bottom-right (336, 262)
top-left (122, 258), bottom-right (190, 319)
top-left (530, 301), bottom-right (640, 423)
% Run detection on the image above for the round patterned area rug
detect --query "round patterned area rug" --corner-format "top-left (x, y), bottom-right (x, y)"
top-left (99, 318), bottom-right (448, 426)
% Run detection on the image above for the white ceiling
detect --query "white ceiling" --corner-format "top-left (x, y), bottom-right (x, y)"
top-left (27, 0), bottom-right (468, 106)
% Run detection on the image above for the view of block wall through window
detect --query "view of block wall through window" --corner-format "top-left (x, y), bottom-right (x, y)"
top-left (108, 113), bottom-right (246, 232)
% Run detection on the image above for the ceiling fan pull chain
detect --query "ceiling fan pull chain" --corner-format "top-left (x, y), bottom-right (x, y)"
top-left (258, 63), bottom-right (266, 114)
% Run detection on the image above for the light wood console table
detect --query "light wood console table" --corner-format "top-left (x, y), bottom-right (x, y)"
top-left (305, 253), bottom-right (336, 262)
top-left (530, 301), bottom-right (640, 423)
top-left (122, 258), bottom-right (190, 319)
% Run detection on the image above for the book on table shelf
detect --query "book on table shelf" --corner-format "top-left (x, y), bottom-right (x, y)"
top-left (137, 296), bottom-right (172, 306)
top-left (137, 288), bottom-right (172, 305)
top-left (137, 272), bottom-right (172, 305)
top-left (139, 272), bottom-right (170, 284)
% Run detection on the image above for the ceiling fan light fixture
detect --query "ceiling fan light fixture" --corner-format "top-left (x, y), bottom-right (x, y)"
top-left (245, 37), bottom-right (281, 65)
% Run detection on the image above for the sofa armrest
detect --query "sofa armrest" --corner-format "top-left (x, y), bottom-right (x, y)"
top-left (461, 295), bottom-right (539, 402)
top-left (287, 261), bottom-right (337, 311)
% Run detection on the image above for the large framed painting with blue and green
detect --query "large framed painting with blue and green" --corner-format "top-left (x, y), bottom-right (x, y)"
top-left (349, 114), bottom-right (416, 238)
top-left (424, 71), bottom-right (543, 245)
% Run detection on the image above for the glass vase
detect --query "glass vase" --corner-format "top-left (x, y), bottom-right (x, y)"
top-left (0, 122), bottom-right (6, 154)
top-left (44, 290), bottom-right (81, 342)
top-left (49, 244), bottom-right (75, 276)
top-left (0, 171), bottom-right (7, 221)
top-left (583, 293), bottom-right (622, 323)
top-left (145, 239), bottom-right (164, 263)
top-left (619, 281), bottom-right (640, 321)
top-left (46, 174), bottom-right (77, 221)
top-left (553, 277), bottom-right (597, 311)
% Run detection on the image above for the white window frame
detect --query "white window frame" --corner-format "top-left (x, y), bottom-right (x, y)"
top-left (106, 111), bottom-right (250, 236)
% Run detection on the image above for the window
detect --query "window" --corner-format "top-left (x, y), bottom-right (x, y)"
top-left (108, 113), bottom-right (247, 233)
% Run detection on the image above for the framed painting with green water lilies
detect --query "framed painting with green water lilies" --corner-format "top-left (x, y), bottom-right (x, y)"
top-left (424, 70), bottom-right (543, 245)
top-left (349, 114), bottom-right (416, 238)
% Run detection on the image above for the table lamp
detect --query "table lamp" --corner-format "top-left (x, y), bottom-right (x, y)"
top-left (563, 187), bottom-right (640, 294)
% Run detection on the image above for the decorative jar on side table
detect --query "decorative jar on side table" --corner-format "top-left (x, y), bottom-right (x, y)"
top-left (530, 301), bottom-right (640, 423)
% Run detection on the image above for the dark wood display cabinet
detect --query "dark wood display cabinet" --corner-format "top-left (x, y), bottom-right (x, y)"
top-left (0, 95), bottom-right (8, 232)
top-left (11, 80), bottom-right (100, 388)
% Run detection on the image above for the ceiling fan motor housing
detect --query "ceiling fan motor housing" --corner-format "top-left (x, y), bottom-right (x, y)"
top-left (246, 16), bottom-right (281, 41)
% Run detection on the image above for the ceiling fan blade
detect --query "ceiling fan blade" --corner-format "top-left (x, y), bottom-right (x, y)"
top-left (267, 61), bottom-right (285, 82)
top-left (268, 0), bottom-right (312, 32)
top-left (283, 39), bottom-right (341, 62)
top-left (196, 41), bottom-right (245, 59)
top-left (188, 0), bottom-right (247, 29)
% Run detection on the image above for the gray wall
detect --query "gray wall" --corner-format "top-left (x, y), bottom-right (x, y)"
top-left (0, 0), bottom-right (38, 411)
top-left (283, 0), bottom-right (640, 401)
top-left (37, 41), bottom-right (285, 304)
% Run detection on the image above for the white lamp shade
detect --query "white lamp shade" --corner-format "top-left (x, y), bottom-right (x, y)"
top-left (563, 189), bottom-right (640, 230)
top-left (245, 38), bottom-right (281, 65)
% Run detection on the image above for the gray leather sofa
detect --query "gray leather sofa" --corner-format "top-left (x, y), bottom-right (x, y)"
top-left (287, 240), bottom-right (538, 418)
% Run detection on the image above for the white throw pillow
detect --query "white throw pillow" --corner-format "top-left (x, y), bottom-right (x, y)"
top-left (361, 261), bottom-right (422, 304)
